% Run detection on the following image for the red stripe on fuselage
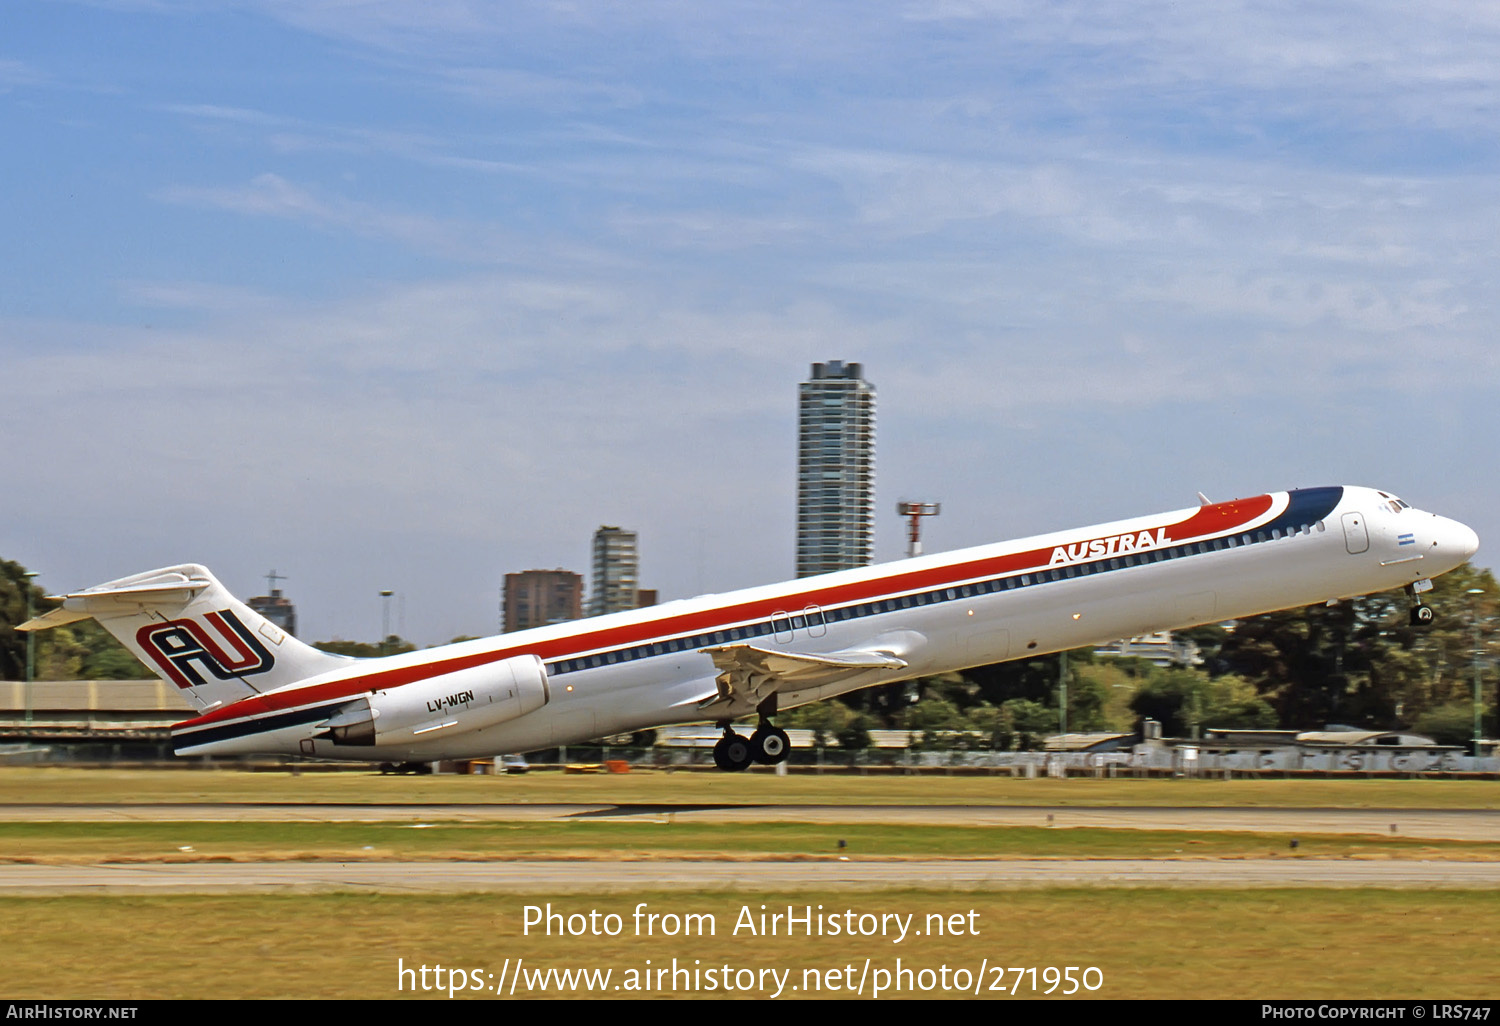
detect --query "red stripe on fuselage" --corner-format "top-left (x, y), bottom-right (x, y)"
top-left (176, 494), bottom-right (1276, 734)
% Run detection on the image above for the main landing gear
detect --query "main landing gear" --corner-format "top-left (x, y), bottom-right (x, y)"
top-left (713, 729), bottom-right (754, 772)
top-left (711, 725), bottom-right (791, 771)
top-left (712, 703), bottom-right (791, 772)
top-left (1405, 582), bottom-right (1435, 628)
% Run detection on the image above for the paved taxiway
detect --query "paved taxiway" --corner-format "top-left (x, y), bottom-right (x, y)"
top-left (2, 858), bottom-right (1498, 894)
top-left (1, 802), bottom-right (1496, 840)
top-left (4, 801), bottom-right (1494, 893)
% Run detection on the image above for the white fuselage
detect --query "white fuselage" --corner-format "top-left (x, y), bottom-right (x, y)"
top-left (171, 485), bottom-right (1478, 760)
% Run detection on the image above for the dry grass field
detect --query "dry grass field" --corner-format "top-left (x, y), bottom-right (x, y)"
top-left (2, 889), bottom-right (1495, 1000)
top-left (0, 765), bottom-right (1496, 808)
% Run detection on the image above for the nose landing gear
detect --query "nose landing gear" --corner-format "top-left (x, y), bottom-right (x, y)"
top-left (1406, 581), bottom-right (1435, 627)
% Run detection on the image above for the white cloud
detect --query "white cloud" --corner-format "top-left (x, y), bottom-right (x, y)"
top-left (157, 174), bottom-right (522, 261)
top-left (0, 58), bottom-right (50, 91)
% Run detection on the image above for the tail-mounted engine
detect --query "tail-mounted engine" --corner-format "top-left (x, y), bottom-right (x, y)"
top-left (320, 654), bottom-right (549, 746)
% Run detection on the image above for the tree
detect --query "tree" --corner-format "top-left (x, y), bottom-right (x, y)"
top-left (963, 703), bottom-right (1005, 750)
top-left (1412, 703), bottom-right (1484, 748)
top-left (962, 648), bottom-right (1099, 715)
top-left (76, 622), bottom-right (156, 680)
top-left (898, 695), bottom-right (967, 749)
top-left (781, 699), bottom-right (854, 748)
top-left (1129, 668), bottom-right (1276, 737)
top-left (834, 713), bottom-right (876, 751)
top-left (0, 559), bottom-right (49, 681)
top-left (34, 626), bottom-right (87, 681)
top-left (1065, 673), bottom-right (1111, 732)
top-left (35, 619), bottom-right (156, 680)
top-left (1215, 565), bottom-right (1497, 731)
top-left (1000, 698), bottom-right (1056, 751)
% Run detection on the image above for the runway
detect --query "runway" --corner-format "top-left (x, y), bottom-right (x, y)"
top-left (1, 801), bottom-right (1497, 840)
top-left (2, 858), bottom-right (1498, 894)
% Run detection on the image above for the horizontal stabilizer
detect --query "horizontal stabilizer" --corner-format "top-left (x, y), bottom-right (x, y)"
top-left (17, 607), bottom-right (93, 632)
top-left (697, 643), bottom-right (907, 715)
top-left (21, 568), bottom-right (211, 629)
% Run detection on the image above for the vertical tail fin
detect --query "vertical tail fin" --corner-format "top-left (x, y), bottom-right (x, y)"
top-left (18, 564), bottom-right (353, 712)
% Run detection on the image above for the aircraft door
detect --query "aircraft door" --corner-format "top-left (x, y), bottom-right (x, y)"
top-left (771, 612), bottom-right (794, 644)
top-left (1341, 512), bottom-right (1369, 554)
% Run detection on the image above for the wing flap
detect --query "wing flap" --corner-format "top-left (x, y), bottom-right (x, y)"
top-left (696, 643), bottom-right (907, 715)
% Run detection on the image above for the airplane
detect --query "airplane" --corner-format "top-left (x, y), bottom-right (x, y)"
top-left (19, 485), bottom-right (1479, 772)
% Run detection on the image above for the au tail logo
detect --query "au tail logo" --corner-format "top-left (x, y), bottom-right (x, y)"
top-left (136, 610), bottom-right (276, 689)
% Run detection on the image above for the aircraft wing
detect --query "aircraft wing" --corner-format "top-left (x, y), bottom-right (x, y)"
top-left (695, 643), bottom-right (907, 716)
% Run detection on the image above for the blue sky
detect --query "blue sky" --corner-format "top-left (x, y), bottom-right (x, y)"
top-left (4, 1), bottom-right (1497, 644)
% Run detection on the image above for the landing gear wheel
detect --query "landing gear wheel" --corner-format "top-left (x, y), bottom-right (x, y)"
top-left (713, 732), bottom-right (754, 772)
top-left (751, 726), bottom-right (791, 765)
top-left (1411, 604), bottom-right (1435, 627)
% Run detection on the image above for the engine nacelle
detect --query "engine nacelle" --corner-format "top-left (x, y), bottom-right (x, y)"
top-left (321, 654), bottom-right (549, 747)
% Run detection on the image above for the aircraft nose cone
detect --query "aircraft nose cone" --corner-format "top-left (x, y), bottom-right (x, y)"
top-left (1455, 521), bottom-right (1480, 560)
top-left (1432, 516), bottom-right (1480, 568)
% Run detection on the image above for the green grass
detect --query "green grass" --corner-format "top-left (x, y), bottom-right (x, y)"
top-left (0, 820), bottom-right (1494, 864)
top-left (2, 889), bottom-right (1495, 999)
top-left (1, 766), bottom-right (1497, 808)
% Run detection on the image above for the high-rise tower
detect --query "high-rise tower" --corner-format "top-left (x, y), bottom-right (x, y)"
top-left (503, 569), bottom-right (583, 633)
top-left (590, 526), bottom-right (639, 616)
top-left (796, 360), bottom-right (875, 578)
